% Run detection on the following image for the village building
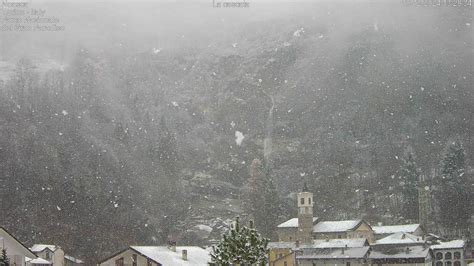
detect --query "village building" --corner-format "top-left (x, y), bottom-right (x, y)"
top-left (31, 244), bottom-right (65, 266)
top-left (372, 224), bottom-right (425, 240)
top-left (271, 185), bottom-right (469, 266)
top-left (0, 226), bottom-right (37, 265)
top-left (276, 188), bottom-right (375, 244)
top-left (296, 246), bottom-right (371, 266)
top-left (30, 244), bottom-right (84, 266)
top-left (276, 218), bottom-right (319, 242)
top-left (269, 238), bottom-right (370, 266)
top-left (312, 220), bottom-right (374, 243)
top-left (374, 232), bottom-right (426, 247)
top-left (431, 240), bottom-right (467, 266)
top-left (97, 245), bottom-right (210, 266)
top-left (369, 245), bottom-right (433, 266)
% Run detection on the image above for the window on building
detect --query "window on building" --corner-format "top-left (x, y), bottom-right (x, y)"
top-left (115, 258), bottom-right (124, 266)
top-left (454, 252), bottom-right (461, 259)
top-left (445, 261), bottom-right (452, 266)
top-left (346, 262), bottom-right (351, 266)
top-left (338, 235), bottom-right (342, 239)
top-left (436, 252), bottom-right (443, 260)
top-left (45, 251), bottom-right (50, 260)
top-left (445, 252), bottom-right (452, 260)
top-left (308, 197), bottom-right (311, 204)
top-left (132, 254), bottom-right (137, 266)
top-left (453, 261), bottom-right (461, 266)
top-left (301, 198), bottom-right (305, 205)
top-left (436, 262), bottom-right (443, 266)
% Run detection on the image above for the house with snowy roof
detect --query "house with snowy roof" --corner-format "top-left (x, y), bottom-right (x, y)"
top-left (372, 224), bottom-right (425, 240)
top-left (374, 232), bottom-right (427, 247)
top-left (296, 246), bottom-right (371, 266)
top-left (369, 245), bottom-right (434, 266)
top-left (275, 186), bottom-right (375, 245)
top-left (269, 238), bottom-right (370, 266)
top-left (97, 245), bottom-right (210, 266)
top-left (312, 219), bottom-right (374, 242)
top-left (0, 226), bottom-right (37, 265)
top-left (431, 240), bottom-right (467, 266)
top-left (271, 185), bottom-right (374, 266)
top-left (31, 244), bottom-right (65, 266)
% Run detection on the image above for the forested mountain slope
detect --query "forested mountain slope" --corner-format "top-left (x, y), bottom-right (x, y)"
top-left (0, 2), bottom-right (472, 264)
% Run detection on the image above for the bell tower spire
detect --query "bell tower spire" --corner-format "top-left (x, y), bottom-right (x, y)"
top-left (297, 182), bottom-right (314, 244)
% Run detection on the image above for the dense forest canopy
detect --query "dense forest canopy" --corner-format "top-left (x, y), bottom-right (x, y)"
top-left (0, 1), bottom-right (472, 264)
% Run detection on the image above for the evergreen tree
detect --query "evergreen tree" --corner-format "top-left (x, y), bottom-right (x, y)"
top-left (243, 159), bottom-right (280, 239)
top-left (0, 249), bottom-right (9, 266)
top-left (399, 151), bottom-right (419, 222)
top-left (438, 141), bottom-right (470, 236)
top-left (211, 217), bottom-right (269, 265)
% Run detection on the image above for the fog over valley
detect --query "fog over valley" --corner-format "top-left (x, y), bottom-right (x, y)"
top-left (0, 0), bottom-right (472, 265)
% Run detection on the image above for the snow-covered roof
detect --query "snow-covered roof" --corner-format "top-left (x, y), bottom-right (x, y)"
top-left (29, 257), bottom-right (53, 264)
top-left (313, 220), bottom-right (363, 233)
top-left (31, 244), bottom-right (59, 253)
top-left (277, 217), bottom-right (318, 228)
top-left (269, 238), bottom-right (368, 250)
top-left (130, 246), bottom-right (210, 265)
top-left (431, 240), bottom-right (465, 250)
top-left (0, 226), bottom-right (37, 258)
top-left (369, 245), bottom-right (431, 259)
top-left (375, 232), bottom-right (425, 245)
top-left (373, 224), bottom-right (421, 235)
top-left (297, 247), bottom-right (370, 260)
top-left (312, 238), bottom-right (369, 248)
top-left (64, 255), bottom-right (84, 264)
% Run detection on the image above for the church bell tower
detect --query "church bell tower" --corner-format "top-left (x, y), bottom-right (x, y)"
top-left (297, 183), bottom-right (314, 244)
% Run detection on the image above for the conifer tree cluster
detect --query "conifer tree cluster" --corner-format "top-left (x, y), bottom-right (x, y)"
top-left (211, 217), bottom-right (269, 265)
top-left (0, 249), bottom-right (10, 266)
top-left (437, 141), bottom-right (471, 236)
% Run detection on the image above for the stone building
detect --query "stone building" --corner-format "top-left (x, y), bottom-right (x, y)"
top-left (431, 240), bottom-right (467, 266)
top-left (276, 186), bottom-right (374, 244)
top-left (369, 245), bottom-right (434, 266)
top-left (297, 246), bottom-right (370, 266)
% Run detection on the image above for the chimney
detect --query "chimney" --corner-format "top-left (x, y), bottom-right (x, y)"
top-left (342, 244), bottom-right (347, 254)
top-left (295, 240), bottom-right (300, 248)
top-left (182, 249), bottom-right (188, 261)
top-left (168, 240), bottom-right (177, 252)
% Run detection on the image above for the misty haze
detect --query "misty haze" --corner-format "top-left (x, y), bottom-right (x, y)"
top-left (0, 0), bottom-right (473, 265)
